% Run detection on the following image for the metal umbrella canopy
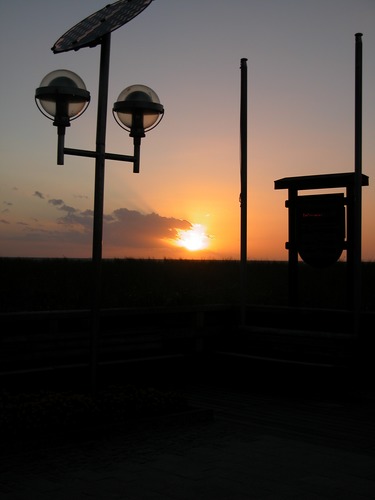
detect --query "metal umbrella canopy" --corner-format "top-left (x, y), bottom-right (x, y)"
top-left (52, 0), bottom-right (153, 53)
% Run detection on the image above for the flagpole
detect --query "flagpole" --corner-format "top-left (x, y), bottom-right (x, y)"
top-left (240, 58), bottom-right (248, 325)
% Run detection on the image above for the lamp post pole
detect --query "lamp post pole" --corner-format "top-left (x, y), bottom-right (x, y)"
top-left (90, 32), bottom-right (111, 394)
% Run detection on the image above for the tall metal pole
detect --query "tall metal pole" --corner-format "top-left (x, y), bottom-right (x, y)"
top-left (353, 33), bottom-right (363, 308)
top-left (349, 33), bottom-right (363, 333)
top-left (90, 32), bottom-right (111, 394)
top-left (240, 58), bottom-right (248, 325)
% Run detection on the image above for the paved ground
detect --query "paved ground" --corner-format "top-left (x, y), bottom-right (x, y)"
top-left (1, 370), bottom-right (375, 500)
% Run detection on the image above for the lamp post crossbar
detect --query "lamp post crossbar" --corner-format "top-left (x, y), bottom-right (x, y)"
top-left (64, 147), bottom-right (135, 163)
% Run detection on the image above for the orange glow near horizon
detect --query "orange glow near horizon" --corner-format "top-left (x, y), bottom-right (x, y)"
top-left (174, 224), bottom-right (211, 252)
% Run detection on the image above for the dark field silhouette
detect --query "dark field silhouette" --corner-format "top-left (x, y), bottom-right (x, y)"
top-left (1, 258), bottom-right (374, 312)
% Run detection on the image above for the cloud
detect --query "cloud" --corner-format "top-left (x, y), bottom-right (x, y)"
top-left (59, 204), bottom-right (77, 213)
top-left (48, 199), bottom-right (64, 206)
top-left (48, 199), bottom-right (77, 214)
top-left (105, 208), bottom-right (192, 248)
top-left (55, 205), bottom-right (192, 248)
top-left (2, 194), bottom-right (196, 257)
top-left (57, 207), bottom-right (93, 231)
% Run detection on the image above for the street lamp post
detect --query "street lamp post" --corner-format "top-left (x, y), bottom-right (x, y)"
top-left (35, 1), bottom-right (163, 393)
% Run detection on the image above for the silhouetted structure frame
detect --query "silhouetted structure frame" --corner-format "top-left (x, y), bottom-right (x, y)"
top-left (275, 34), bottom-right (368, 317)
top-left (275, 172), bottom-right (369, 309)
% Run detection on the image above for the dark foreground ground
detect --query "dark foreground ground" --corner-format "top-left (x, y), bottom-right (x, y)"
top-left (1, 361), bottom-right (375, 500)
top-left (1, 259), bottom-right (374, 498)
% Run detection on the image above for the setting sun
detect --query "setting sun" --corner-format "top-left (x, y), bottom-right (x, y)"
top-left (175, 224), bottom-right (210, 251)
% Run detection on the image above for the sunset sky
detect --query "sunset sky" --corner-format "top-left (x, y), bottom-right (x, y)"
top-left (1, 0), bottom-right (374, 261)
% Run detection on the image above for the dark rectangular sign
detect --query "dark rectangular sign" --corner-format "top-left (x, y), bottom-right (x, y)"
top-left (296, 193), bottom-right (345, 267)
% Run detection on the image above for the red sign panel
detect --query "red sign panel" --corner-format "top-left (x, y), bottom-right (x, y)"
top-left (296, 193), bottom-right (345, 267)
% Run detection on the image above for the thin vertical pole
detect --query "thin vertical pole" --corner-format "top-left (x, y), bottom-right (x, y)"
top-left (353, 33), bottom-right (363, 310)
top-left (240, 58), bottom-right (248, 325)
top-left (351, 33), bottom-right (362, 311)
top-left (349, 33), bottom-right (363, 332)
top-left (287, 189), bottom-right (299, 307)
top-left (90, 32), bottom-right (111, 394)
